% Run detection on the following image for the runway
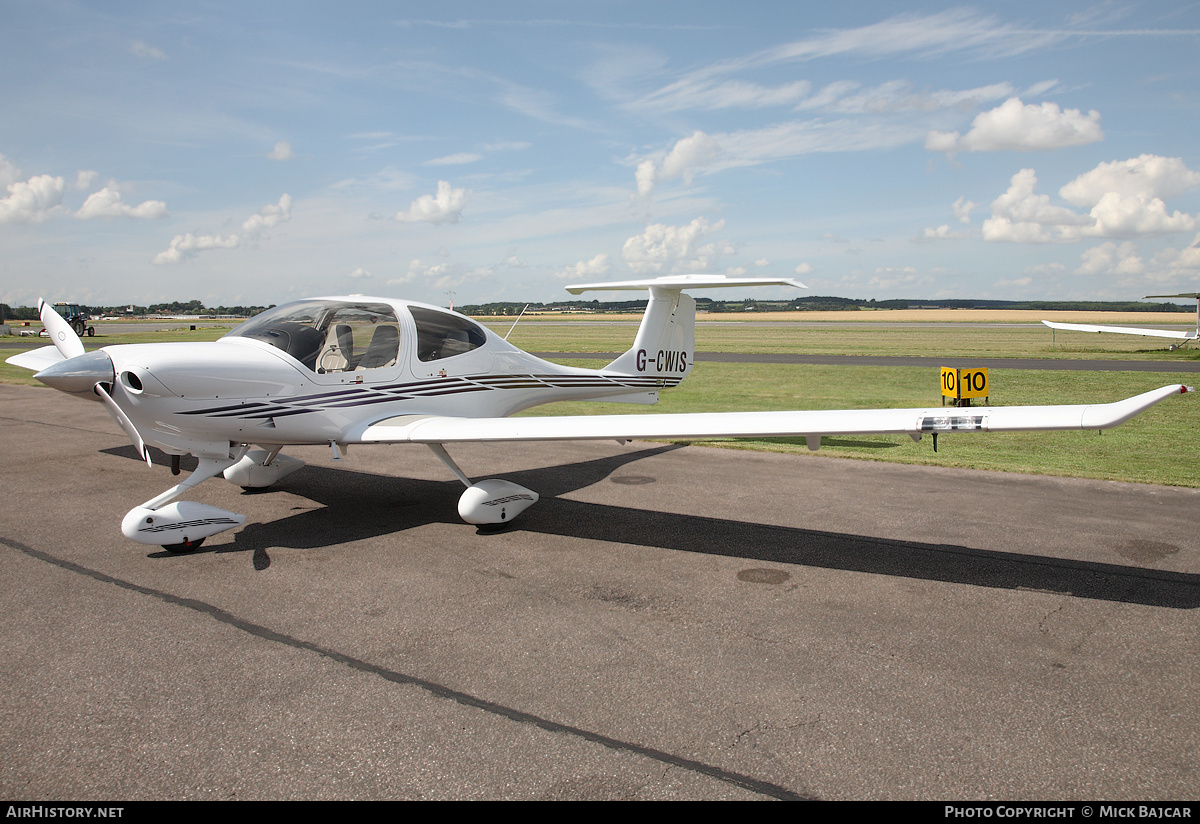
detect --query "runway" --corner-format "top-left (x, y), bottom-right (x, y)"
top-left (0, 384), bottom-right (1197, 800)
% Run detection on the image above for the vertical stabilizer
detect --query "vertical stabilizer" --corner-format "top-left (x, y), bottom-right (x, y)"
top-left (604, 287), bottom-right (696, 378)
top-left (564, 275), bottom-right (805, 380)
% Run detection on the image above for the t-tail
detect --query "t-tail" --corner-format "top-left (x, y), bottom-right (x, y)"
top-left (564, 275), bottom-right (806, 382)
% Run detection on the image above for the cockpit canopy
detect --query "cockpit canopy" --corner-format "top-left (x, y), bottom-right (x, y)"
top-left (225, 300), bottom-right (401, 374)
top-left (224, 299), bottom-right (491, 373)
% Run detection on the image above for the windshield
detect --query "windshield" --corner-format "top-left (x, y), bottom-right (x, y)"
top-left (226, 300), bottom-right (401, 373)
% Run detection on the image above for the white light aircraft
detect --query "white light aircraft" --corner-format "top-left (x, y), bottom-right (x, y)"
top-left (7, 275), bottom-right (1192, 551)
top-left (1042, 293), bottom-right (1200, 349)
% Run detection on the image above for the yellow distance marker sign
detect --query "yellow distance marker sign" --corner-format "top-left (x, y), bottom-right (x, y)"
top-left (941, 367), bottom-right (989, 401)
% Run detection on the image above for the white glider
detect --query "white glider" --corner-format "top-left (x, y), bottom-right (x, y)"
top-left (7, 275), bottom-right (1191, 551)
top-left (1042, 293), bottom-right (1200, 348)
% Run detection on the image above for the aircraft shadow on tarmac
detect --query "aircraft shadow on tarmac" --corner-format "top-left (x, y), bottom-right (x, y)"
top-left (103, 443), bottom-right (1200, 609)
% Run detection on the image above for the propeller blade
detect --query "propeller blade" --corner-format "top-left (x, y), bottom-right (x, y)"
top-left (38, 298), bottom-right (86, 360)
top-left (94, 382), bottom-right (152, 467)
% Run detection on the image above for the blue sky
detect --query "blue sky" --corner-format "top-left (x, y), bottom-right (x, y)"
top-left (2, 1), bottom-right (1200, 308)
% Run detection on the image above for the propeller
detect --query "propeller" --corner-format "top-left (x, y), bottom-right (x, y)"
top-left (38, 298), bottom-right (85, 360)
top-left (33, 298), bottom-right (153, 467)
top-left (94, 383), bottom-right (152, 467)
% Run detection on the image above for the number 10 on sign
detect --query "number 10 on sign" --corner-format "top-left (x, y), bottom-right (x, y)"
top-left (941, 367), bottom-right (989, 400)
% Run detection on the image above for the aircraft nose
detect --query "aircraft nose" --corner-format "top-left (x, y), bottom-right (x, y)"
top-left (34, 350), bottom-right (115, 394)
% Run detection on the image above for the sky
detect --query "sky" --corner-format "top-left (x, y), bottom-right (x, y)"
top-left (2, 1), bottom-right (1200, 309)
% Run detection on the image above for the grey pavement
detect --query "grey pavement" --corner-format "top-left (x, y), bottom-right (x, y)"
top-left (0, 384), bottom-right (1197, 800)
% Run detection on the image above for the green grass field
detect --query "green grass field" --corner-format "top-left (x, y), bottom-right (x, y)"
top-left (3, 313), bottom-right (1196, 487)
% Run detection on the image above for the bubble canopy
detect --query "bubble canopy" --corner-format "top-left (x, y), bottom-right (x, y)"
top-left (224, 300), bottom-right (400, 373)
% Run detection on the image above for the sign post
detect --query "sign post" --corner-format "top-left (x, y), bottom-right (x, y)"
top-left (941, 367), bottom-right (989, 407)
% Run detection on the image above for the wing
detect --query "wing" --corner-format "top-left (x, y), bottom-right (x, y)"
top-left (1041, 320), bottom-right (1195, 340)
top-left (357, 385), bottom-right (1190, 445)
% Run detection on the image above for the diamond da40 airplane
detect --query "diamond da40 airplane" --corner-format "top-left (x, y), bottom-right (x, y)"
top-left (7, 275), bottom-right (1192, 551)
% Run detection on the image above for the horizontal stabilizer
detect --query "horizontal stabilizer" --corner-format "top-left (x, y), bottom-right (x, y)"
top-left (565, 274), bottom-right (806, 294)
top-left (5, 345), bottom-right (67, 372)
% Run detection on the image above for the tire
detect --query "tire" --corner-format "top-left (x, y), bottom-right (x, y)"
top-left (162, 537), bottom-right (206, 553)
top-left (71, 320), bottom-right (85, 336)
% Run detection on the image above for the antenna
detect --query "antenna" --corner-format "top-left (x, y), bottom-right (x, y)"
top-left (504, 304), bottom-right (530, 341)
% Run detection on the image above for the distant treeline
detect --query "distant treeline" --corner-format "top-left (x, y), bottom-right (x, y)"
top-left (459, 296), bottom-right (1195, 315)
top-left (0, 300), bottom-right (272, 321)
top-left (1, 296), bottom-right (1191, 323)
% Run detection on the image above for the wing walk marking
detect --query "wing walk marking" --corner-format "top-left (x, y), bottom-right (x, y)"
top-left (918, 415), bottom-right (986, 432)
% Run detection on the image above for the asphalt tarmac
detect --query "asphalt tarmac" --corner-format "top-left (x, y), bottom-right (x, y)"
top-left (1, 384), bottom-right (1197, 800)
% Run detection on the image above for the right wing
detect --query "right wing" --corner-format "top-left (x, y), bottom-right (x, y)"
top-left (355, 385), bottom-right (1191, 446)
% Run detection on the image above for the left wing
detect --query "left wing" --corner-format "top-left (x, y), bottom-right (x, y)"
top-left (356, 384), bottom-right (1190, 446)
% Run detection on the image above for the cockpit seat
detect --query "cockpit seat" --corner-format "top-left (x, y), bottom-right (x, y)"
top-left (317, 324), bottom-right (354, 373)
top-left (356, 325), bottom-right (399, 369)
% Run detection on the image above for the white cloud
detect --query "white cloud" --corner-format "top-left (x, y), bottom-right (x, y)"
top-left (1151, 233), bottom-right (1200, 275)
top-left (636, 77), bottom-right (814, 113)
top-left (153, 232), bottom-right (240, 264)
top-left (823, 80), bottom-right (1013, 115)
top-left (424, 153), bottom-right (483, 166)
top-left (982, 169), bottom-right (1091, 242)
top-left (794, 263), bottom-right (813, 276)
top-left (622, 217), bottom-right (734, 274)
top-left (953, 196), bottom-right (977, 224)
top-left (634, 10), bottom-right (1065, 116)
top-left (0, 174), bottom-right (66, 224)
top-left (74, 170), bottom-right (98, 190)
top-left (983, 160), bottom-right (1200, 243)
top-left (75, 184), bottom-right (168, 220)
top-left (994, 276), bottom-right (1034, 288)
top-left (633, 82), bottom-right (1023, 197)
top-left (483, 141), bottom-right (532, 152)
top-left (925, 98), bottom-right (1103, 154)
top-left (267, 141), bottom-right (294, 161)
top-left (556, 253), bottom-right (611, 280)
top-left (390, 259), bottom-right (492, 290)
top-left (868, 266), bottom-right (933, 291)
top-left (396, 180), bottom-right (468, 224)
top-left (0, 154), bottom-right (20, 187)
top-left (1077, 241), bottom-right (1144, 276)
top-left (1059, 154), bottom-right (1200, 206)
top-left (130, 41), bottom-right (166, 60)
top-left (241, 194), bottom-right (292, 236)
top-left (920, 196), bottom-right (979, 241)
top-left (347, 267), bottom-right (371, 279)
top-left (915, 224), bottom-right (969, 242)
top-left (636, 131), bottom-right (721, 197)
top-left (154, 194), bottom-right (291, 263)
top-left (1084, 192), bottom-right (1197, 238)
